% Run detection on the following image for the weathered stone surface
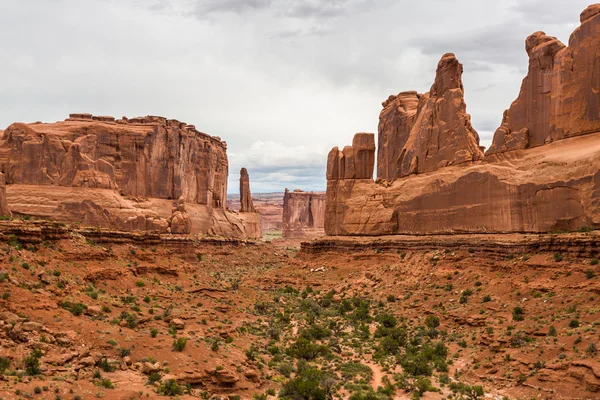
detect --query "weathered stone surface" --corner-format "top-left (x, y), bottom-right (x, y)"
top-left (488, 7), bottom-right (600, 154)
top-left (0, 115), bottom-right (257, 238)
top-left (326, 133), bottom-right (375, 181)
top-left (377, 91), bottom-right (420, 180)
top-left (282, 189), bottom-right (325, 239)
top-left (0, 172), bottom-right (9, 218)
top-left (325, 7), bottom-right (600, 236)
top-left (169, 197), bottom-right (192, 234)
top-left (239, 167), bottom-right (256, 213)
top-left (327, 132), bottom-right (600, 235)
top-left (396, 54), bottom-right (483, 177)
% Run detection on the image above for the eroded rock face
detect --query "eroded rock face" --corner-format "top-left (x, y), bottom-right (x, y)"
top-left (376, 54), bottom-right (483, 180)
top-left (327, 133), bottom-right (375, 181)
top-left (0, 115), bottom-right (257, 238)
top-left (326, 6), bottom-right (600, 236)
top-left (236, 167), bottom-right (261, 238)
top-left (377, 91), bottom-right (420, 180)
top-left (327, 133), bottom-right (600, 235)
top-left (0, 116), bottom-right (228, 207)
top-left (0, 172), bottom-right (9, 218)
top-left (282, 189), bottom-right (325, 239)
top-left (239, 168), bottom-right (256, 213)
top-left (488, 6), bottom-right (600, 154)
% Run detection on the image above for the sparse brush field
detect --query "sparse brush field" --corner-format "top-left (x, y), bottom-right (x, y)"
top-left (0, 231), bottom-right (599, 399)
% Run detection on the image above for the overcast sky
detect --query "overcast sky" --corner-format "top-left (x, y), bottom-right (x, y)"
top-left (0, 0), bottom-right (591, 193)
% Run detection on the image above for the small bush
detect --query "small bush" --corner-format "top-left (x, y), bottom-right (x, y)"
top-left (569, 319), bottom-right (580, 328)
top-left (172, 338), bottom-right (187, 352)
top-left (157, 379), bottom-right (184, 396)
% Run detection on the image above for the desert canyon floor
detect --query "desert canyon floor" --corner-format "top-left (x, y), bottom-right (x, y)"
top-left (0, 222), bottom-right (599, 400)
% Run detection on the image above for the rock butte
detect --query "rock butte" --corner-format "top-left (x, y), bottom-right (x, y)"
top-left (0, 114), bottom-right (260, 238)
top-left (282, 189), bottom-right (326, 239)
top-left (326, 5), bottom-right (600, 236)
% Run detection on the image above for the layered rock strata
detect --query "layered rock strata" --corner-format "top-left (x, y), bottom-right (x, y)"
top-left (377, 54), bottom-right (483, 180)
top-left (282, 189), bottom-right (325, 239)
top-left (326, 6), bottom-right (600, 236)
top-left (0, 172), bottom-right (9, 218)
top-left (487, 4), bottom-right (600, 154)
top-left (0, 115), bottom-right (258, 238)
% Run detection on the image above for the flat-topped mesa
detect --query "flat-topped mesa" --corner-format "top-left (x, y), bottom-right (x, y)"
top-left (283, 189), bottom-right (326, 239)
top-left (239, 167), bottom-right (256, 213)
top-left (326, 133), bottom-right (375, 181)
top-left (376, 54), bottom-right (483, 180)
top-left (488, 4), bottom-right (600, 154)
top-left (0, 114), bottom-right (228, 208)
top-left (396, 53), bottom-right (483, 177)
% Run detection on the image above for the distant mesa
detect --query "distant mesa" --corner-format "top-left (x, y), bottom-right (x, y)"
top-left (326, 4), bottom-right (600, 236)
top-left (0, 114), bottom-right (257, 238)
top-left (283, 188), bottom-right (325, 240)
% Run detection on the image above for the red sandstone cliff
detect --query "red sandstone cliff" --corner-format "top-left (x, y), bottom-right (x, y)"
top-left (282, 189), bottom-right (325, 239)
top-left (377, 54), bottom-right (483, 180)
top-left (0, 114), bottom-right (258, 238)
top-left (326, 5), bottom-right (600, 236)
top-left (0, 172), bottom-right (9, 218)
top-left (488, 4), bottom-right (600, 154)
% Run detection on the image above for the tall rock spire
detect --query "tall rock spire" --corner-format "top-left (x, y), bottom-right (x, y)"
top-left (239, 167), bottom-right (256, 213)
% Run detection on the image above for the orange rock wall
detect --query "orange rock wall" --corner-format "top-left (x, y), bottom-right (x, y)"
top-left (283, 190), bottom-right (326, 239)
top-left (326, 6), bottom-right (600, 236)
top-left (488, 5), bottom-right (600, 154)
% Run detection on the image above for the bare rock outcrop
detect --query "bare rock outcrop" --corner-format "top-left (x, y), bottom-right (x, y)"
top-left (0, 115), bottom-right (257, 238)
top-left (325, 6), bottom-right (600, 236)
top-left (236, 167), bottom-right (261, 238)
top-left (169, 197), bottom-right (192, 234)
top-left (377, 54), bottom-right (483, 180)
top-left (0, 172), bottom-right (9, 218)
top-left (282, 189), bottom-right (325, 239)
top-left (327, 133), bottom-right (375, 181)
top-left (239, 168), bottom-right (256, 213)
top-left (488, 5), bottom-right (600, 154)
top-left (377, 91), bottom-right (420, 180)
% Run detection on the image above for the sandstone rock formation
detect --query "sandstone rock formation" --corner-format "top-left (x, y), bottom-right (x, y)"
top-left (377, 91), bottom-right (419, 180)
top-left (326, 6), bottom-right (600, 236)
top-left (0, 172), bottom-right (9, 218)
top-left (0, 115), bottom-right (259, 238)
top-left (239, 168), bottom-right (256, 213)
top-left (327, 133), bottom-right (375, 181)
top-left (236, 167), bottom-right (261, 238)
top-left (282, 189), bottom-right (325, 239)
top-left (169, 197), bottom-right (192, 234)
top-left (487, 5), bottom-right (600, 154)
top-left (377, 54), bottom-right (483, 180)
